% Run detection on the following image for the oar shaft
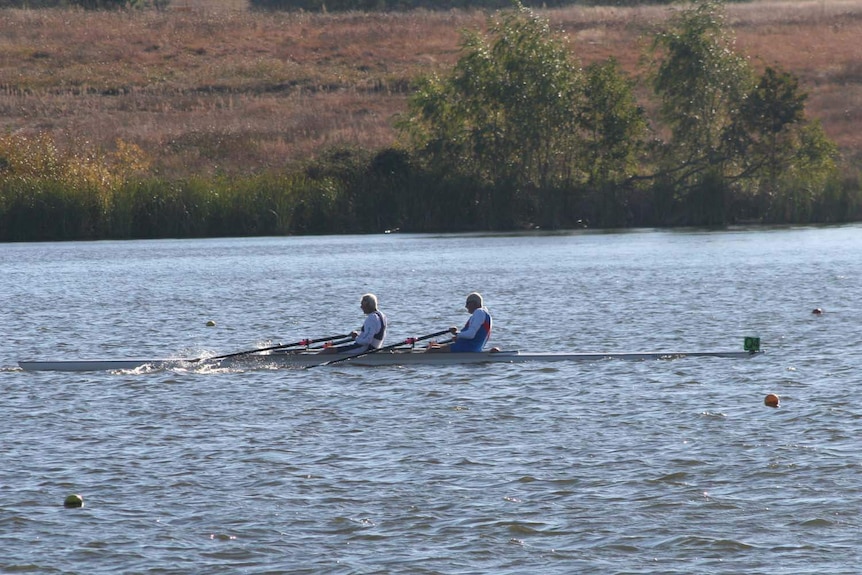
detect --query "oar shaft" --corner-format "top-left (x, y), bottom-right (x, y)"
top-left (306, 336), bottom-right (355, 350)
top-left (198, 333), bottom-right (351, 362)
top-left (317, 328), bottom-right (453, 367)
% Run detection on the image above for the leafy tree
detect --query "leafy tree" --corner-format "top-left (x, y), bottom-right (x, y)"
top-left (767, 120), bottom-right (837, 222)
top-left (648, 1), bottom-right (840, 225)
top-left (728, 66), bottom-right (837, 220)
top-left (649, 0), bottom-right (751, 224)
top-left (580, 58), bottom-right (647, 225)
top-left (581, 58), bottom-right (645, 187)
top-left (403, 3), bottom-right (645, 228)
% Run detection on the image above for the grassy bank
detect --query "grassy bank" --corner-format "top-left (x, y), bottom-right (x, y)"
top-left (1, 1), bottom-right (861, 238)
top-left (3, 1), bottom-right (861, 176)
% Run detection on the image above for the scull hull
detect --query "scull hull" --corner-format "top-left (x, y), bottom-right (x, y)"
top-left (18, 349), bottom-right (762, 372)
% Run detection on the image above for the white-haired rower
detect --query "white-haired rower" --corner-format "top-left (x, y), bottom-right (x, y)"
top-left (427, 292), bottom-right (492, 353)
top-left (320, 293), bottom-right (387, 354)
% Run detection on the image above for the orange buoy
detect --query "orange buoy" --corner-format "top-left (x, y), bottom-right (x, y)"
top-left (764, 394), bottom-right (780, 408)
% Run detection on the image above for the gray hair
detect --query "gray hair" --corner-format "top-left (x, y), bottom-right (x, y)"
top-left (465, 292), bottom-right (483, 306)
top-left (361, 293), bottom-right (378, 310)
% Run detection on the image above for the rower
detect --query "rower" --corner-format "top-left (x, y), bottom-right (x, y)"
top-left (426, 292), bottom-right (492, 353)
top-left (319, 293), bottom-right (387, 354)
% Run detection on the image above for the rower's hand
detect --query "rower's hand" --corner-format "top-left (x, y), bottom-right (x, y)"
top-left (350, 330), bottom-right (359, 339)
top-left (449, 326), bottom-right (458, 335)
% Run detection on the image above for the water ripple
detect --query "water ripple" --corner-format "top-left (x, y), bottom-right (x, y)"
top-left (3, 228), bottom-right (862, 573)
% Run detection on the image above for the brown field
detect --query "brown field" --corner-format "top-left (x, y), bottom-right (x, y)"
top-left (1, 0), bottom-right (861, 178)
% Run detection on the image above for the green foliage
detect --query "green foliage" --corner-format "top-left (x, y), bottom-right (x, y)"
top-left (581, 58), bottom-right (646, 186)
top-left (727, 66), bottom-right (838, 221)
top-left (743, 67), bottom-right (806, 136)
top-left (761, 121), bottom-right (838, 223)
top-left (400, 2), bottom-right (653, 229)
top-left (403, 4), bottom-right (586, 228)
top-left (1, 0), bottom-right (858, 240)
top-left (0, 180), bottom-right (101, 241)
top-left (650, 1), bottom-right (751, 186)
top-left (580, 58), bottom-right (647, 226)
top-left (0, 133), bottom-right (152, 239)
top-left (646, 0), bottom-right (842, 226)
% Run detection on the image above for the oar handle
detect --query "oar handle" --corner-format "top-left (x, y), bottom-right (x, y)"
top-left (384, 328), bottom-right (454, 352)
top-left (413, 328), bottom-right (456, 343)
top-left (307, 336), bottom-right (355, 350)
top-left (317, 328), bottom-right (454, 367)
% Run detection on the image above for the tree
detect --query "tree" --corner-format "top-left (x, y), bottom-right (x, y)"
top-left (731, 66), bottom-right (836, 220)
top-left (399, 3), bottom-right (584, 228)
top-left (580, 58), bottom-right (647, 225)
top-left (648, 1), bottom-right (838, 225)
top-left (649, 0), bottom-right (751, 224)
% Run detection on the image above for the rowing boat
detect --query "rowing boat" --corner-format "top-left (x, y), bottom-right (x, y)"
top-left (17, 347), bottom-right (762, 372)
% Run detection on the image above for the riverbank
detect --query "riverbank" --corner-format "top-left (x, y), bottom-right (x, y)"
top-left (2, 1), bottom-right (860, 178)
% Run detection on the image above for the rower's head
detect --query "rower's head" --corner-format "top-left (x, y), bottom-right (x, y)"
top-left (465, 292), bottom-right (483, 312)
top-left (360, 293), bottom-right (378, 313)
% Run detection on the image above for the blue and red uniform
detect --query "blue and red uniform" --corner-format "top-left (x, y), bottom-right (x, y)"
top-left (450, 307), bottom-right (492, 352)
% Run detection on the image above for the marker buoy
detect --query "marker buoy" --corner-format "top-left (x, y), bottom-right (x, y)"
top-left (812, 308), bottom-right (823, 315)
top-left (206, 320), bottom-right (216, 327)
top-left (64, 494), bottom-right (84, 508)
top-left (764, 394), bottom-right (780, 408)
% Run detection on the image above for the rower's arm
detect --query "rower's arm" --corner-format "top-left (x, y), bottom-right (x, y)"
top-left (457, 309), bottom-right (484, 340)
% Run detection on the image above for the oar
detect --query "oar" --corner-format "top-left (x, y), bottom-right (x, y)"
top-left (315, 328), bottom-right (454, 368)
top-left (306, 336), bottom-right (355, 350)
top-left (191, 333), bottom-right (350, 363)
top-left (394, 336), bottom-right (454, 351)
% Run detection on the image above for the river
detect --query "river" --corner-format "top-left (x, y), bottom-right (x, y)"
top-left (2, 225), bottom-right (860, 574)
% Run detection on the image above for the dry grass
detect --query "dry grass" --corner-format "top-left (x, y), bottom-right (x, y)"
top-left (1, 0), bottom-right (860, 177)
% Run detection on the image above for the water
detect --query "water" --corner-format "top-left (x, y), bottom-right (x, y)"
top-left (2, 226), bottom-right (861, 574)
